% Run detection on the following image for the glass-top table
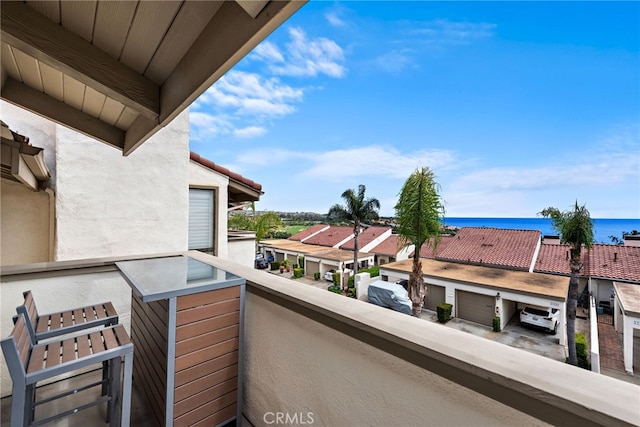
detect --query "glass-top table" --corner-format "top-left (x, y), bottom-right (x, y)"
top-left (116, 255), bottom-right (244, 302)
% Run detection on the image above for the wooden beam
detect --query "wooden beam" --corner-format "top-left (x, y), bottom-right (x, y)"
top-left (159, 0), bottom-right (307, 126)
top-left (1, 1), bottom-right (160, 121)
top-left (123, 115), bottom-right (159, 156)
top-left (2, 78), bottom-right (125, 150)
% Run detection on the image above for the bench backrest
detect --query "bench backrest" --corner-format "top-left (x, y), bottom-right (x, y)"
top-left (1, 313), bottom-right (32, 379)
top-left (16, 290), bottom-right (38, 344)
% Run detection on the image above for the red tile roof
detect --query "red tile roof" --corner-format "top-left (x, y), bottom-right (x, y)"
top-left (437, 227), bottom-right (540, 270)
top-left (289, 224), bottom-right (330, 242)
top-left (534, 243), bottom-right (640, 282)
top-left (190, 152), bottom-right (262, 192)
top-left (533, 244), bottom-right (587, 275)
top-left (341, 226), bottom-right (391, 250)
top-left (304, 226), bottom-right (354, 247)
top-left (418, 235), bottom-right (455, 259)
top-left (586, 244), bottom-right (640, 282)
top-left (370, 234), bottom-right (406, 256)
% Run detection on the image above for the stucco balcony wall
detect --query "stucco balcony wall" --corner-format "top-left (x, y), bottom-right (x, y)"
top-left (2, 252), bottom-right (639, 426)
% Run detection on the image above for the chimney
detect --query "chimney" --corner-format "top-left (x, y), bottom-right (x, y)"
top-left (565, 251), bottom-right (569, 260)
top-left (614, 252), bottom-right (618, 262)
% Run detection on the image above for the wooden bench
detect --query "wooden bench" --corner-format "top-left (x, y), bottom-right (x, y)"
top-left (1, 313), bottom-right (133, 427)
top-left (16, 290), bottom-right (119, 342)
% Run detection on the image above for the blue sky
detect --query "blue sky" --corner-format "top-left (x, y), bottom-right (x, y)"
top-left (189, 1), bottom-right (639, 218)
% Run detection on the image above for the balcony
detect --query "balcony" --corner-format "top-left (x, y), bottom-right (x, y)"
top-left (1, 251), bottom-right (639, 426)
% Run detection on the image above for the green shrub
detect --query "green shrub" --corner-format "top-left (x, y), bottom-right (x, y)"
top-left (269, 261), bottom-right (281, 271)
top-left (332, 272), bottom-right (341, 286)
top-left (347, 275), bottom-right (355, 289)
top-left (293, 268), bottom-right (304, 278)
top-left (328, 285), bottom-right (341, 294)
top-left (492, 316), bottom-right (501, 332)
top-left (575, 333), bottom-right (591, 370)
top-left (313, 272), bottom-right (321, 281)
top-left (298, 256), bottom-right (305, 267)
top-left (436, 303), bottom-right (453, 323)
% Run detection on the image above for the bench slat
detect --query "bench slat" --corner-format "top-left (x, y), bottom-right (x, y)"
top-left (103, 328), bottom-right (118, 351)
top-left (73, 308), bottom-right (84, 324)
top-left (76, 334), bottom-right (91, 358)
top-left (46, 341), bottom-right (61, 368)
top-left (28, 345), bottom-right (46, 373)
top-left (90, 332), bottom-right (105, 354)
top-left (62, 338), bottom-right (75, 364)
top-left (105, 302), bottom-right (117, 318)
top-left (114, 325), bottom-right (131, 346)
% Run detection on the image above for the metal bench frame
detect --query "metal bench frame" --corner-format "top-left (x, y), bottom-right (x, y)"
top-left (1, 313), bottom-right (133, 427)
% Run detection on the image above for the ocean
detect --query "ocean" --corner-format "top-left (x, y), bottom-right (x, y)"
top-left (442, 217), bottom-right (640, 244)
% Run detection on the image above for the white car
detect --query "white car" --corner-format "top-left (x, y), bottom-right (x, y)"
top-left (324, 270), bottom-right (336, 282)
top-left (519, 305), bottom-right (560, 334)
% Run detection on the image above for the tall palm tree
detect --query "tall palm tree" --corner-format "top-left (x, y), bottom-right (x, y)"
top-left (395, 168), bottom-right (445, 317)
top-left (328, 185), bottom-right (380, 289)
top-left (539, 201), bottom-right (594, 366)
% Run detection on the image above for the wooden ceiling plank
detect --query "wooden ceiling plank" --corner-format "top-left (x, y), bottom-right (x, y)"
top-left (1, 1), bottom-right (160, 120)
top-left (145, 1), bottom-right (223, 85)
top-left (160, 0), bottom-right (307, 126)
top-left (62, 75), bottom-right (85, 110)
top-left (100, 97), bottom-right (126, 126)
top-left (39, 62), bottom-right (64, 102)
top-left (119, 0), bottom-right (183, 75)
top-left (93, 1), bottom-right (138, 60)
top-left (115, 106), bottom-right (139, 131)
top-left (11, 47), bottom-right (43, 91)
top-left (60, 0), bottom-right (97, 43)
top-left (25, 0), bottom-right (60, 23)
top-left (1, 44), bottom-right (21, 83)
top-left (2, 77), bottom-right (125, 150)
top-left (82, 86), bottom-right (107, 118)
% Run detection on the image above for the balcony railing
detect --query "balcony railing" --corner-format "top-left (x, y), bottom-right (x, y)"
top-left (1, 251), bottom-right (638, 426)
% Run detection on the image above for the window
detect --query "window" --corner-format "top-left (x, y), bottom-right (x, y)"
top-left (189, 188), bottom-right (216, 254)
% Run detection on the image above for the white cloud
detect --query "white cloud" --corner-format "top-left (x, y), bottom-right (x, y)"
top-left (264, 27), bottom-right (346, 78)
top-left (373, 49), bottom-right (417, 74)
top-left (408, 19), bottom-right (497, 46)
top-left (326, 11), bottom-right (346, 28)
top-left (233, 126), bottom-right (267, 139)
top-left (252, 41), bottom-right (285, 63)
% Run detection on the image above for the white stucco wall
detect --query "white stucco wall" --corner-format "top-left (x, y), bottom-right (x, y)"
top-left (188, 161), bottom-right (229, 259)
top-left (1, 102), bottom-right (190, 261)
top-left (54, 111), bottom-right (190, 260)
top-left (227, 236), bottom-right (256, 268)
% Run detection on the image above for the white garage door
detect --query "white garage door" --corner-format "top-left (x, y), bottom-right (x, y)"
top-left (456, 290), bottom-right (495, 327)
top-left (425, 284), bottom-right (446, 312)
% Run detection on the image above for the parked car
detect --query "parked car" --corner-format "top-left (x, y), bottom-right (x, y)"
top-left (324, 270), bottom-right (336, 282)
top-left (519, 305), bottom-right (560, 334)
top-left (255, 254), bottom-right (269, 269)
top-left (367, 280), bottom-right (411, 315)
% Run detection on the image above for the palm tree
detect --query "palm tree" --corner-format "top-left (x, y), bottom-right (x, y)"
top-left (328, 185), bottom-right (380, 290)
top-left (229, 204), bottom-right (282, 251)
top-left (395, 167), bottom-right (445, 317)
top-left (539, 201), bottom-right (594, 366)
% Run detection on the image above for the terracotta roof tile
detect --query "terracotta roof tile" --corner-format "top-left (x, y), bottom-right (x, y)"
top-left (190, 152), bottom-right (262, 192)
top-left (304, 226), bottom-right (354, 247)
top-left (289, 224), bottom-right (330, 242)
top-left (418, 235), bottom-right (455, 259)
top-left (533, 244), bottom-right (586, 275)
top-left (369, 234), bottom-right (402, 256)
top-left (341, 226), bottom-right (392, 250)
top-left (588, 244), bottom-right (640, 282)
top-left (437, 227), bottom-right (540, 270)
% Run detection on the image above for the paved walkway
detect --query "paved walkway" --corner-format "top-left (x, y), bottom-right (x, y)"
top-left (597, 313), bottom-right (626, 372)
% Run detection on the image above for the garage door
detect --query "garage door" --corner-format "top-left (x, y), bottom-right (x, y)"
top-left (456, 290), bottom-right (494, 327)
top-left (425, 284), bottom-right (446, 312)
top-left (287, 254), bottom-right (297, 265)
top-left (306, 261), bottom-right (319, 276)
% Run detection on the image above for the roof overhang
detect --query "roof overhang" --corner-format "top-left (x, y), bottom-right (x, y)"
top-left (1, 122), bottom-right (50, 191)
top-left (1, 0), bottom-right (306, 156)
